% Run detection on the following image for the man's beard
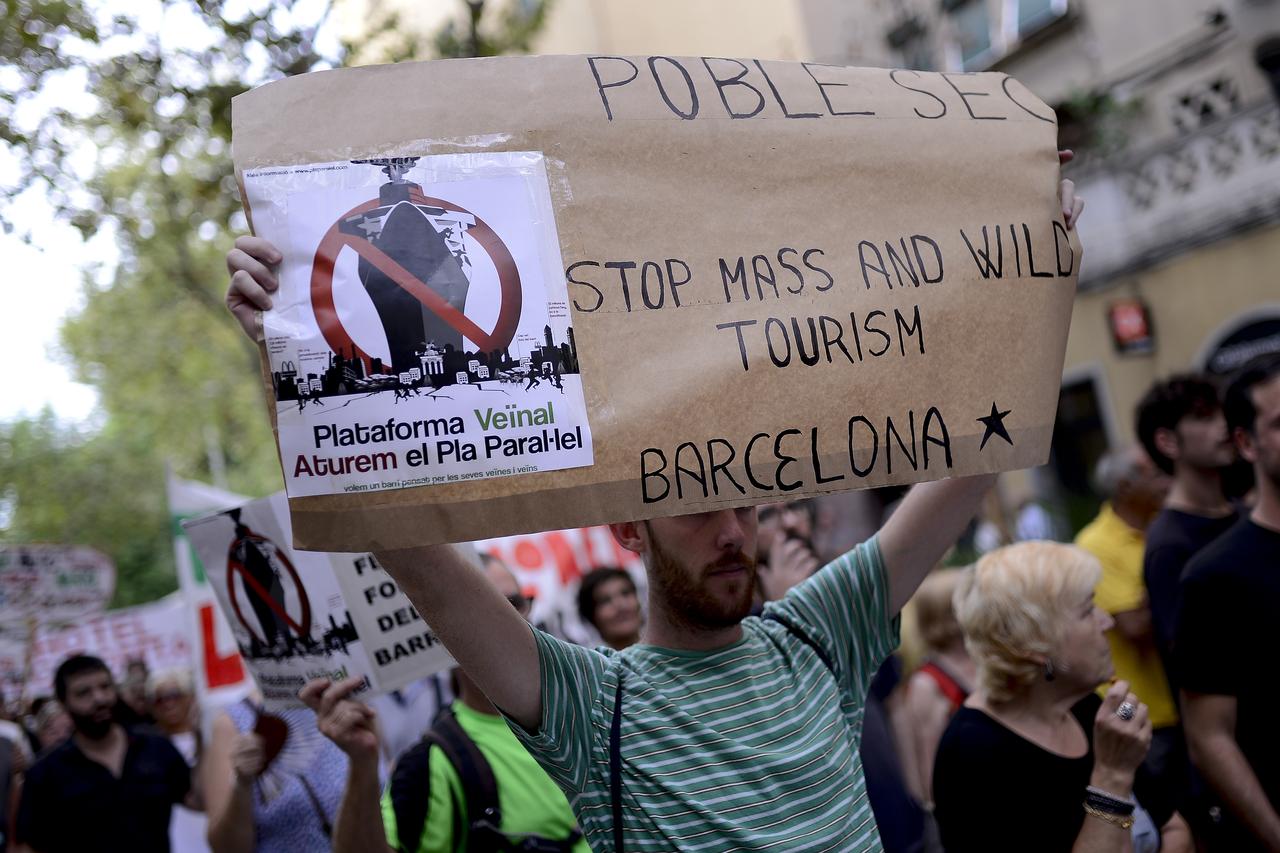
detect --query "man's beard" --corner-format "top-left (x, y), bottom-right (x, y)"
top-left (648, 526), bottom-right (757, 630)
top-left (70, 708), bottom-right (114, 740)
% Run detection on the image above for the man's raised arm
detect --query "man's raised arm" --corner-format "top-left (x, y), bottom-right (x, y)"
top-left (376, 545), bottom-right (542, 728)
top-left (878, 474), bottom-right (997, 614)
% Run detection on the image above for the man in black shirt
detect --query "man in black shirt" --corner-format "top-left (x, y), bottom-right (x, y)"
top-left (1177, 354), bottom-right (1280, 851)
top-left (15, 655), bottom-right (196, 853)
top-left (1136, 374), bottom-right (1238, 675)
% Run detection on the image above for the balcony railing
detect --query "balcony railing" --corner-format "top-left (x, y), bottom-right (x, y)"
top-left (1070, 100), bottom-right (1280, 288)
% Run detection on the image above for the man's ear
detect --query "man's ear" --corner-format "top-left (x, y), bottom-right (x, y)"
top-left (609, 521), bottom-right (645, 556)
top-left (1153, 426), bottom-right (1180, 465)
top-left (1235, 425), bottom-right (1257, 464)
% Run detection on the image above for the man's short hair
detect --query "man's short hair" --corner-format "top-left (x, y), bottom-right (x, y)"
top-left (1224, 353), bottom-right (1280, 436)
top-left (1091, 446), bottom-right (1145, 498)
top-left (576, 567), bottom-right (636, 629)
top-left (54, 654), bottom-right (112, 703)
top-left (1135, 374), bottom-right (1222, 474)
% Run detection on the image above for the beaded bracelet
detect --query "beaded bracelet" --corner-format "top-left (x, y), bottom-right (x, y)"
top-left (1084, 786), bottom-right (1136, 817)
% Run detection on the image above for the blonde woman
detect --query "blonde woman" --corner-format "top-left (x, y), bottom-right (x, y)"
top-left (933, 542), bottom-right (1192, 853)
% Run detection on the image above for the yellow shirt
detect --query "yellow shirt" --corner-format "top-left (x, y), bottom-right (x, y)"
top-left (1075, 503), bottom-right (1178, 728)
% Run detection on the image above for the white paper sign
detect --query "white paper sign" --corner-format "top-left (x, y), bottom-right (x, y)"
top-left (167, 474), bottom-right (254, 713)
top-left (243, 151), bottom-right (594, 498)
top-left (183, 493), bottom-right (454, 708)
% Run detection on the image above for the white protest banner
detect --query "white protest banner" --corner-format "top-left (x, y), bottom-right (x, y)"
top-left (0, 593), bottom-right (191, 698)
top-left (0, 545), bottom-right (115, 629)
top-left (167, 473), bottom-right (254, 709)
top-left (183, 492), bottom-right (453, 708)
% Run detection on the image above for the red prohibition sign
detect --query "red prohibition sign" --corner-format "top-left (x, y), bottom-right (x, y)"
top-left (310, 188), bottom-right (523, 374)
top-left (226, 532), bottom-right (312, 647)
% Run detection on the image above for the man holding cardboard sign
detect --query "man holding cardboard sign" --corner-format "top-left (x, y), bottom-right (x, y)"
top-left (227, 53), bottom-right (1083, 850)
top-left (225, 166), bottom-right (1079, 851)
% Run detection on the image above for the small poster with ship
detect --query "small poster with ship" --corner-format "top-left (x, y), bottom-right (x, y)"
top-left (242, 151), bottom-right (594, 498)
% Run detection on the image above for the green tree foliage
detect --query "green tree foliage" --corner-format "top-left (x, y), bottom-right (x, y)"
top-left (1, 0), bottom-right (360, 605)
top-left (0, 412), bottom-right (174, 606)
top-left (2, 0), bottom-right (548, 607)
top-left (431, 0), bottom-right (551, 59)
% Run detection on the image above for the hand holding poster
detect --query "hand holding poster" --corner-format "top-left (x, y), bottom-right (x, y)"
top-left (233, 55), bottom-right (1079, 552)
top-left (183, 493), bottom-right (454, 708)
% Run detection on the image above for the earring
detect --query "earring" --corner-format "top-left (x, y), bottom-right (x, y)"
top-left (1044, 660), bottom-right (1056, 682)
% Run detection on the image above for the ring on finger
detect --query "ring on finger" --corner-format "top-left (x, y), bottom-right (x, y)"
top-left (1116, 701), bottom-right (1136, 721)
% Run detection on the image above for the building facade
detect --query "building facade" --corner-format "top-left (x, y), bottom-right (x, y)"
top-left (349, 0), bottom-right (1280, 525)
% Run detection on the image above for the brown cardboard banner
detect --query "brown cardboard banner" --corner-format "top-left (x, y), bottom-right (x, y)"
top-left (232, 55), bottom-right (1079, 552)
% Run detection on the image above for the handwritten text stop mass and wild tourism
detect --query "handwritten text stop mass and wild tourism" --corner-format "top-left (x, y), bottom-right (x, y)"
top-left (291, 220), bottom-right (1072, 499)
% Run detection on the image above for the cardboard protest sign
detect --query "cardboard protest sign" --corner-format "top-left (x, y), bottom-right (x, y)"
top-left (0, 593), bottom-right (191, 698)
top-left (183, 493), bottom-right (454, 708)
top-left (0, 545), bottom-right (115, 628)
top-left (233, 55), bottom-right (1079, 552)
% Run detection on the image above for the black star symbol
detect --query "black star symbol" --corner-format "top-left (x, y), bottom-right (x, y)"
top-left (977, 402), bottom-right (1013, 451)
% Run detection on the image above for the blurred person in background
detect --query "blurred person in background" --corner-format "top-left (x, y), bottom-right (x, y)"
top-left (934, 542), bottom-right (1192, 853)
top-left (1137, 375), bottom-right (1239, 677)
top-left (0, 689), bottom-right (33, 853)
top-left (29, 700), bottom-right (71, 757)
top-left (902, 568), bottom-right (974, 808)
top-left (1075, 448), bottom-right (1183, 787)
top-left (300, 553), bottom-right (587, 853)
top-left (808, 490), bottom-right (885, 565)
top-left (1177, 354), bottom-right (1280, 851)
top-left (203, 697), bottom-right (347, 853)
top-left (755, 499), bottom-right (821, 606)
top-left (149, 669), bottom-right (200, 765)
top-left (116, 657), bottom-right (155, 728)
top-left (15, 654), bottom-right (198, 853)
top-left (576, 566), bottom-right (643, 651)
top-left (150, 669), bottom-right (210, 853)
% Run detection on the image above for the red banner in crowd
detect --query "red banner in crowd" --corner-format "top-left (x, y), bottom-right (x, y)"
top-left (476, 525), bottom-right (644, 644)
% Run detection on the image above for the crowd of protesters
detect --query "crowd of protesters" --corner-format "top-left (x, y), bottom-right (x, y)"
top-left (7, 161), bottom-right (1280, 851)
top-left (5, 349), bottom-right (1279, 851)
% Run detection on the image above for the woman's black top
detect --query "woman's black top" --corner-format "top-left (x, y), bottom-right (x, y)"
top-left (933, 694), bottom-right (1171, 853)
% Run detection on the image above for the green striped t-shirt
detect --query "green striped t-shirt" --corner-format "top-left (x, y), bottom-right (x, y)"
top-left (505, 537), bottom-right (899, 852)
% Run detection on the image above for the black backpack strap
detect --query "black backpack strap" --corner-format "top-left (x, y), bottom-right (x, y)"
top-left (610, 671), bottom-right (625, 852)
top-left (388, 734), bottom-right (437, 852)
top-left (429, 709), bottom-right (503, 845)
top-left (763, 611), bottom-right (835, 676)
top-left (389, 708), bottom-right (502, 852)
top-left (394, 708), bottom-right (585, 853)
